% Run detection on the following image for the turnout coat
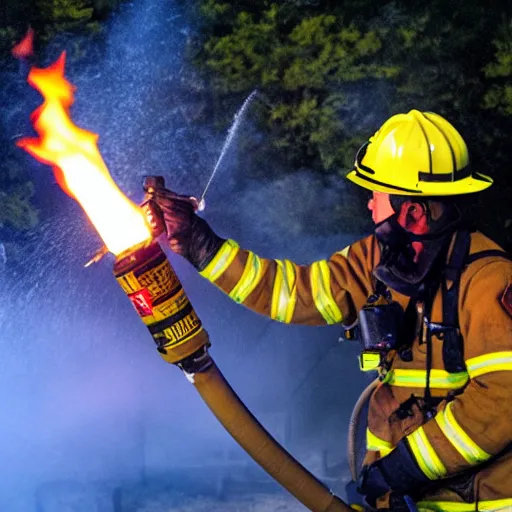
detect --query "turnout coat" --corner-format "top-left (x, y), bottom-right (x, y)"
top-left (198, 230), bottom-right (512, 510)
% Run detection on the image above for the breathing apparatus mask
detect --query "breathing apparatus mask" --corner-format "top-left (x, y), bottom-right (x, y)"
top-left (373, 206), bottom-right (462, 297)
top-left (358, 203), bottom-right (462, 372)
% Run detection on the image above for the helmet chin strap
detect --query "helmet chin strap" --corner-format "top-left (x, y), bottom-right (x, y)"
top-left (373, 211), bottom-right (463, 297)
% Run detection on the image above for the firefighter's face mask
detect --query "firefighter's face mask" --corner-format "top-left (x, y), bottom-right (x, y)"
top-left (373, 214), bottom-right (450, 296)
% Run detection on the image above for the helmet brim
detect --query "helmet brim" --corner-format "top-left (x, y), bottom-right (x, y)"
top-left (346, 168), bottom-right (493, 196)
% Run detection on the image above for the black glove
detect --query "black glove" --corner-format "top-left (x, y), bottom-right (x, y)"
top-left (358, 466), bottom-right (417, 511)
top-left (358, 462), bottom-right (391, 508)
top-left (358, 439), bottom-right (429, 508)
top-left (143, 176), bottom-right (225, 271)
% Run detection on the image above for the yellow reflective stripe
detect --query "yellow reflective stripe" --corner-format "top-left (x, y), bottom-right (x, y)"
top-left (271, 259), bottom-right (297, 323)
top-left (310, 260), bottom-right (343, 325)
top-left (417, 498), bottom-right (512, 511)
top-left (435, 402), bottom-right (491, 465)
top-left (366, 428), bottom-right (394, 456)
top-left (199, 239), bottom-right (239, 282)
top-left (478, 499), bottom-right (512, 511)
top-left (466, 351), bottom-right (512, 378)
top-left (407, 426), bottom-right (447, 480)
top-left (228, 251), bottom-right (263, 303)
top-left (384, 369), bottom-right (469, 389)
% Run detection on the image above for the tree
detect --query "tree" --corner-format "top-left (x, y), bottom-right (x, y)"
top-left (0, 0), bottom-right (127, 55)
top-left (35, 0), bottom-right (94, 34)
top-left (482, 19), bottom-right (512, 116)
top-left (202, 5), bottom-right (398, 171)
top-left (193, 0), bottom-right (512, 248)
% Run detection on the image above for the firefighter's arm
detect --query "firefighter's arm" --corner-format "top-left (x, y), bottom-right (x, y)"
top-left (198, 237), bottom-right (375, 326)
top-left (361, 261), bottom-right (512, 499)
top-left (145, 177), bottom-right (375, 326)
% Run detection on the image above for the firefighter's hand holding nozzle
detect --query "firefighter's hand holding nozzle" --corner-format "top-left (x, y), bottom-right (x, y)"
top-left (142, 176), bottom-right (225, 271)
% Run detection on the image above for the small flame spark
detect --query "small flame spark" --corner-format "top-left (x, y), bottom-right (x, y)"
top-left (17, 52), bottom-right (151, 256)
top-left (12, 26), bottom-right (34, 60)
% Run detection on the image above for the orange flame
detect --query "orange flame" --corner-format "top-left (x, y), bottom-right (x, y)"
top-left (12, 26), bottom-right (34, 60)
top-left (17, 52), bottom-right (151, 256)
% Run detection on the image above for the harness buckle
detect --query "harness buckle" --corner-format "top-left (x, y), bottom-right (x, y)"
top-left (424, 318), bottom-right (465, 373)
top-left (426, 320), bottom-right (458, 340)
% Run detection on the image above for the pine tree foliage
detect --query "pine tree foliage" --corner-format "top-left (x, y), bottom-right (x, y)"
top-left (0, 157), bottom-right (38, 230)
top-left (0, 0), bottom-right (126, 53)
top-left (191, 0), bottom-right (512, 248)
top-left (36, 0), bottom-right (94, 32)
top-left (483, 20), bottom-right (512, 115)
top-left (203, 6), bottom-right (398, 171)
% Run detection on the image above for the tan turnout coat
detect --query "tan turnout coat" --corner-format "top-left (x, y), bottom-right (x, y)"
top-left (199, 230), bottom-right (512, 509)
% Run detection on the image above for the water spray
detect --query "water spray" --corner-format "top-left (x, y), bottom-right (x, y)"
top-left (196, 89), bottom-right (259, 211)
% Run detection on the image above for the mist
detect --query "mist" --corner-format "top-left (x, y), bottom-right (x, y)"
top-left (0, 0), bottom-right (370, 509)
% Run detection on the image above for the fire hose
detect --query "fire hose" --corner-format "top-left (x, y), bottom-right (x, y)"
top-left (113, 239), bottom-right (353, 512)
top-left (347, 378), bottom-right (379, 482)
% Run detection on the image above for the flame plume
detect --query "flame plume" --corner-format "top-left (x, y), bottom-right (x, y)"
top-left (17, 52), bottom-right (151, 256)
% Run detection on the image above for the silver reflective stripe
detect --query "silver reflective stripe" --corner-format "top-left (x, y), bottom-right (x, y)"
top-left (199, 239), bottom-right (239, 282)
top-left (417, 498), bottom-right (512, 511)
top-left (435, 402), bottom-right (490, 465)
top-left (271, 259), bottom-right (297, 323)
top-left (310, 260), bottom-right (343, 324)
top-left (466, 351), bottom-right (512, 378)
top-left (407, 426), bottom-right (447, 480)
top-left (384, 368), bottom-right (469, 389)
top-left (229, 251), bottom-right (263, 303)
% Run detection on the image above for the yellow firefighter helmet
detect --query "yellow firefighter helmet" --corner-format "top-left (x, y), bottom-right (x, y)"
top-left (346, 110), bottom-right (493, 196)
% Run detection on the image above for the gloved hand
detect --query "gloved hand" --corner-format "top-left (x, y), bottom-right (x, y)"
top-left (358, 439), bottom-right (429, 509)
top-left (358, 462), bottom-right (391, 508)
top-left (358, 464), bottom-right (416, 511)
top-left (142, 176), bottom-right (225, 271)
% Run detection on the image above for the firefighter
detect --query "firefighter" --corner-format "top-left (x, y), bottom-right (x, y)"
top-left (146, 110), bottom-right (512, 511)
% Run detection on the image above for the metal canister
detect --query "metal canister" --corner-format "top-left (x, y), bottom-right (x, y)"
top-left (113, 240), bottom-right (209, 363)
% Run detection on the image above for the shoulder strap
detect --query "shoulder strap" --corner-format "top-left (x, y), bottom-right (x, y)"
top-left (441, 234), bottom-right (510, 373)
top-left (441, 230), bottom-right (471, 373)
top-left (466, 249), bottom-right (512, 265)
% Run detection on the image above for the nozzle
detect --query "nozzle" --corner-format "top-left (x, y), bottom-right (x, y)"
top-left (191, 196), bottom-right (206, 212)
top-left (84, 245), bottom-right (108, 267)
top-left (142, 175), bottom-right (165, 194)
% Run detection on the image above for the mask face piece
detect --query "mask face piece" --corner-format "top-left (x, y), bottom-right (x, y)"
top-left (374, 214), bottom-right (415, 267)
top-left (373, 214), bottom-right (451, 296)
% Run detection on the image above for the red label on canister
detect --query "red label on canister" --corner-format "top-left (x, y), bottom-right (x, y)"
top-left (129, 289), bottom-right (153, 317)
